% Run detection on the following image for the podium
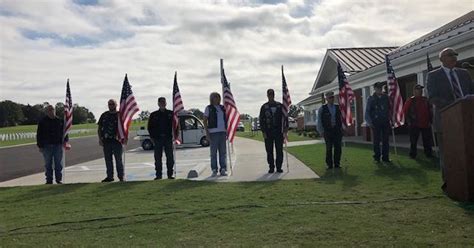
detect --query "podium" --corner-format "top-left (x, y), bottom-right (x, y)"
top-left (441, 97), bottom-right (474, 202)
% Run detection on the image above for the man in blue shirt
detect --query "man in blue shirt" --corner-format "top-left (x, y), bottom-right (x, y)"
top-left (365, 82), bottom-right (391, 163)
top-left (317, 92), bottom-right (343, 169)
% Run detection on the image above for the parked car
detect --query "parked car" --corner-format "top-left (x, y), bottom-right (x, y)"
top-left (288, 117), bottom-right (297, 130)
top-left (137, 112), bottom-right (209, 150)
top-left (237, 122), bottom-right (245, 131)
top-left (252, 119), bottom-right (260, 131)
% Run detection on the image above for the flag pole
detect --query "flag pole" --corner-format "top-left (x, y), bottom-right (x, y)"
top-left (123, 143), bottom-right (127, 180)
top-left (173, 142), bottom-right (177, 178)
top-left (62, 147), bottom-right (66, 183)
top-left (430, 107), bottom-right (439, 158)
top-left (391, 126), bottom-right (398, 155)
top-left (285, 142), bottom-right (289, 172)
top-left (221, 59), bottom-right (233, 175)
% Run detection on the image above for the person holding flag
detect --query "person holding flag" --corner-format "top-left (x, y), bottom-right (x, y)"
top-left (98, 99), bottom-right (124, 182)
top-left (316, 92), bottom-right (343, 169)
top-left (259, 89), bottom-right (286, 173)
top-left (148, 97), bottom-right (175, 180)
top-left (365, 82), bottom-right (391, 163)
top-left (203, 92), bottom-right (228, 177)
top-left (36, 104), bottom-right (67, 184)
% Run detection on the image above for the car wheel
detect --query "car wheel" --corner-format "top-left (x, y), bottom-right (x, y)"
top-left (142, 139), bottom-right (154, 150)
top-left (200, 137), bottom-right (209, 147)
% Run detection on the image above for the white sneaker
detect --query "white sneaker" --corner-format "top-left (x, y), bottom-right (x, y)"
top-left (220, 169), bottom-right (228, 176)
top-left (211, 170), bottom-right (218, 177)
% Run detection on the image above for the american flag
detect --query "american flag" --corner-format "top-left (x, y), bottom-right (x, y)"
top-left (426, 53), bottom-right (433, 72)
top-left (385, 55), bottom-right (405, 128)
top-left (118, 74), bottom-right (139, 144)
top-left (221, 59), bottom-right (240, 143)
top-left (63, 79), bottom-right (72, 149)
top-left (172, 71), bottom-right (184, 144)
top-left (337, 61), bottom-right (354, 127)
top-left (281, 65), bottom-right (291, 142)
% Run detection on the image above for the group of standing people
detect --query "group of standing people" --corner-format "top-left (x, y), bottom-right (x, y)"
top-left (316, 47), bottom-right (473, 192)
top-left (36, 88), bottom-right (289, 184)
top-left (35, 46), bottom-right (472, 189)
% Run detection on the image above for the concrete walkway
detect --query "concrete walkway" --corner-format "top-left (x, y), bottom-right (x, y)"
top-left (0, 137), bottom-right (318, 187)
top-left (190, 137), bottom-right (319, 182)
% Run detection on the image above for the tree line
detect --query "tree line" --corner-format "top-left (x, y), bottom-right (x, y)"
top-left (0, 100), bottom-right (96, 128)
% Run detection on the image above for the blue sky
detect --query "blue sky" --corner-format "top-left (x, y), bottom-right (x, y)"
top-left (0, 0), bottom-right (471, 118)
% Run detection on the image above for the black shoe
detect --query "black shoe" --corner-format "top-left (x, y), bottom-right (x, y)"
top-left (46, 181), bottom-right (53, 185)
top-left (334, 165), bottom-right (341, 169)
top-left (154, 176), bottom-right (162, 180)
top-left (268, 168), bottom-right (275, 173)
top-left (118, 177), bottom-right (126, 182)
top-left (168, 176), bottom-right (175, 180)
top-left (382, 159), bottom-right (391, 163)
top-left (326, 166), bottom-right (333, 170)
top-left (56, 181), bottom-right (62, 184)
top-left (276, 169), bottom-right (283, 173)
top-left (101, 177), bottom-right (114, 183)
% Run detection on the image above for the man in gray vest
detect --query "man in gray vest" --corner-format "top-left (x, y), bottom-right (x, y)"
top-left (427, 47), bottom-right (474, 191)
top-left (316, 91), bottom-right (343, 169)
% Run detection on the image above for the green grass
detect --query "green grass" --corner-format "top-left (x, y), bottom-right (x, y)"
top-left (1, 143), bottom-right (472, 246)
top-left (237, 130), bottom-right (316, 142)
top-left (0, 121), bottom-right (147, 147)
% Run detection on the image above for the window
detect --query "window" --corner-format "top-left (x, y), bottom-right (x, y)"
top-left (181, 117), bottom-right (197, 130)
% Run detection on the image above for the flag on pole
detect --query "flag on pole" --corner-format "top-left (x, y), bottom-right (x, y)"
top-left (426, 53), bottom-right (433, 72)
top-left (220, 59), bottom-right (240, 143)
top-left (118, 74), bottom-right (139, 144)
top-left (63, 79), bottom-right (72, 150)
top-left (172, 71), bottom-right (184, 144)
top-left (281, 65), bottom-right (291, 143)
top-left (385, 55), bottom-right (405, 128)
top-left (337, 61), bottom-right (355, 128)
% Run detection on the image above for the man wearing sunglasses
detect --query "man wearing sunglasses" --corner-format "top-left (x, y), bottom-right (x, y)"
top-left (427, 47), bottom-right (474, 191)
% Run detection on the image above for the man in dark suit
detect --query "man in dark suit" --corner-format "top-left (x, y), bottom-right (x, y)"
top-left (427, 47), bottom-right (474, 190)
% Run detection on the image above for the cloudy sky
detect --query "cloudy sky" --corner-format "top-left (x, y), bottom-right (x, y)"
top-left (0, 0), bottom-right (471, 119)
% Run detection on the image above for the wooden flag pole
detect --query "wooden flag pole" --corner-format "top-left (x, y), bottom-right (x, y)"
top-left (123, 143), bottom-right (127, 180)
top-left (173, 142), bottom-right (177, 178)
top-left (227, 139), bottom-right (233, 175)
top-left (285, 140), bottom-right (289, 172)
top-left (391, 127), bottom-right (398, 155)
top-left (62, 147), bottom-right (66, 183)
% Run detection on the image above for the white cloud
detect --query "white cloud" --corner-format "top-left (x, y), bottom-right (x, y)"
top-left (0, 0), bottom-right (472, 119)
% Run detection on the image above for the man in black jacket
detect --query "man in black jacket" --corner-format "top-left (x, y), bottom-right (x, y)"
top-left (98, 99), bottom-right (124, 182)
top-left (36, 105), bottom-right (66, 184)
top-left (259, 89), bottom-right (287, 173)
top-left (316, 92), bottom-right (343, 169)
top-left (148, 97), bottom-right (175, 180)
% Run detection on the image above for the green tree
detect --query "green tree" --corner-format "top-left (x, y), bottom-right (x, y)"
top-left (0, 100), bottom-right (25, 127)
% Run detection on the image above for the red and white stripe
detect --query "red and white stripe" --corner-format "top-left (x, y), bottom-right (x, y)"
top-left (63, 79), bottom-right (72, 149)
top-left (385, 56), bottom-right (405, 128)
top-left (221, 61), bottom-right (240, 143)
top-left (173, 72), bottom-right (184, 144)
top-left (281, 65), bottom-right (291, 143)
top-left (118, 74), bottom-right (139, 144)
top-left (337, 62), bottom-right (354, 128)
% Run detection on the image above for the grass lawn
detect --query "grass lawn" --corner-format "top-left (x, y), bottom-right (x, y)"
top-left (0, 143), bottom-right (473, 246)
top-left (237, 130), bottom-right (316, 142)
top-left (0, 121), bottom-right (147, 147)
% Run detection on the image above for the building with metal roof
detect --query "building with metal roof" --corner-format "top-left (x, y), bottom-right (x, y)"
top-left (299, 11), bottom-right (474, 139)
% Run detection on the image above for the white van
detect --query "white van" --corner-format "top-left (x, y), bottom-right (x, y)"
top-left (137, 112), bottom-right (209, 150)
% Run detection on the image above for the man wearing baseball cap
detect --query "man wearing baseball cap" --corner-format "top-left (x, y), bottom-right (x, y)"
top-left (402, 84), bottom-right (433, 159)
